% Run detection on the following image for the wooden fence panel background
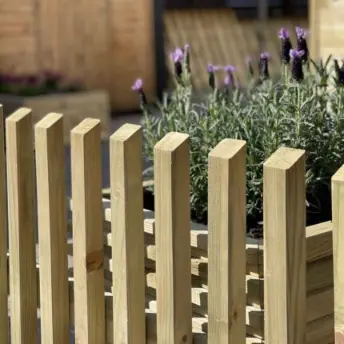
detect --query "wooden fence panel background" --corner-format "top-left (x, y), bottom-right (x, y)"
top-left (0, 0), bottom-right (156, 111)
top-left (309, 0), bottom-right (344, 61)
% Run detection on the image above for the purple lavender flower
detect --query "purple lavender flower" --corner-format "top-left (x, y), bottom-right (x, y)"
top-left (207, 64), bottom-right (220, 73)
top-left (295, 26), bottom-right (308, 40)
top-left (171, 48), bottom-right (184, 78)
top-left (131, 78), bottom-right (147, 106)
top-left (279, 28), bottom-right (293, 64)
top-left (290, 49), bottom-right (305, 82)
top-left (207, 64), bottom-right (220, 90)
top-left (171, 48), bottom-right (184, 63)
top-left (278, 28), bottom-right (289, 40)
top-left (223, 65), bottom-right (236, 73)
top-left (290, 49), bottom-right (305, 59)
top-left (224, 75), bottom-right (232, 86)
top-left (223, 65), bottom-right (236, 88)
top-left (259, 53), bottom-right (270, 80)
top-left (295, 26), bottom-right (309, 62)
top-left (131, 78), bottom-right (143, 92)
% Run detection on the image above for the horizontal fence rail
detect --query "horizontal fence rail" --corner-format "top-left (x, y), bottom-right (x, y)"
top-left (0, 106), bottom-right (342, 344)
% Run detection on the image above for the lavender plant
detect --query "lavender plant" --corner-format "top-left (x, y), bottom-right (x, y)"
top-left (133, 27), bottom-right (344, 232)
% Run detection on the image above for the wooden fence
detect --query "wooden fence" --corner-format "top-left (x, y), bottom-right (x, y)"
top-left (0, 103), bottom-right (343, 343)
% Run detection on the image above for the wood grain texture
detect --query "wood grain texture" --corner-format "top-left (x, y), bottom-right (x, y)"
top-left (331, 165), bottom-right (344, 341)
top-left (6, 107), bottom-right (37, 344)
top-left (208, 139), bottom-right (246, 344)
top-left (35, 113), bottom-right (69, 343)
top-left (110, 124), bottom-right (146, 344)
top-left (71, 118), bottom-right (105, 344)
top-left (108, 0), bottom-right (156, 110)
top-left (103, 210), bottom-right (332, 268)
top-left (263, 147), bottom-right (306, 344)
top-left (0, 105), bottom-right (8, 344)
top-left (154, 132), bottom-right (192, 343)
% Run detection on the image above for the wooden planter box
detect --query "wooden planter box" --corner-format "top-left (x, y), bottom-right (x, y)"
top-left (67, 198), bottom-right (334, 343)
top-left (0, 90), bottom-right (110, 144)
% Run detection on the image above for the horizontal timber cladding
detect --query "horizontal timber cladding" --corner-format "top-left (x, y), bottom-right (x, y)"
top-left (309, 0), bottom-right (344, 60)
top-left (0, 0), bottom-right (157, 111)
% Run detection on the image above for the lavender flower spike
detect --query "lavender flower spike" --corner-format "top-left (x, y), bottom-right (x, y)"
top-left (207, 64), bottom-right (220, 73)
top-left (295, 26), bottom-right (309, 62)
top-left (278, 28), bottom-right (289, 40)
top-left (223, 65), bottom-right (236, 88)
top-left (223, 65), bottom-right (236, 73)
top-left (290, 49), bottom-right (305, 82)
top-left (279, 28), bottom-right (293, 64)
top-left (224, 75), bottom-right (232, 86)
top-left (260, 52), bottom-right (270, 60)
top-left (131, 78), bottom-right (147, 106)
top-left (171, 48), bottom-right (184, 63)
top-left (290, 49), bottom-right (305, 59)
top-left (131, 78), bottom-right (143, 91)
top-left (295, 26), bottom-right (308, 39)
top-left (259, 53), bottom-right (270, 80)
top-left (207, 64), bottom-right (220, 90)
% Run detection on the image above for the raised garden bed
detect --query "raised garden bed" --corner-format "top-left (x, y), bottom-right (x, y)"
top-left (0, 91), bottom-right (110, 145)
top-left (69, 196), bottom-right (333, 343)
top-left (0, 71), bottom-right (110, 144)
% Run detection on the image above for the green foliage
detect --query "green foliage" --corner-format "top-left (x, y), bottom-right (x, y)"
top-left (141, 56), bottom-right (344, 226)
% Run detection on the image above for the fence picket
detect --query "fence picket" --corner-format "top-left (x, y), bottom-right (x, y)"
top-left (208, 139), bottom-right (247, 344)
top-left (6, 108), bottom-right (37, 344)
top-left (71, 118), bottom-right (105, 343)
top-left (0, 105), bottom-right (8, 343)
top-left (110, 123), bottom-right (146, 344)
top-left (263, 147), bottom-right (306, 344)
top-left (331, 165), bottom-right (344, 342)
top-left (35, 113), bottom-right (69, 343)
top-left (154, 132), bottom-right (192, 343)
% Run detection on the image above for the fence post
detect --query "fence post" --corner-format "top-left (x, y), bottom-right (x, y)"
top-left (208, 139), bottom-right (246, 344)
top-left (263, 147), bottom-right (306, 344)
top-left (331, 165), bottom-right (344, 341)
top-left (154, 132), bottom-right (192, 343)
top-left (35, 113), bottom-right (69, 343)
top-left (71, 118), bottom-right (105, 344)
top-left (110, 123), bottom-right (146, 344)
top-left (6, 108), bottom-right (37, 344)
top-left (0, 105), bottom-right (7, 344)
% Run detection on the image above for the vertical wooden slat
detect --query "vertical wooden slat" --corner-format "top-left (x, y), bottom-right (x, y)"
top-left (154, 132), bottom-right (192, 343)
top-left (0, 105), bottom-right (8, 344)
top-left (263, 147), bottom-right (306, 344)
top-left (35, 113), bottom-right (69, 343)
top-left (6, 107), bottom-right (37, 344)
top-left (110, 123), bottom-right (146, 344)
top-left (331, 165), bottom-right (344, 342)
top-left (208, 139), bottom-right (246, 344)
top-left (71, 118), bottom-right (105, 343)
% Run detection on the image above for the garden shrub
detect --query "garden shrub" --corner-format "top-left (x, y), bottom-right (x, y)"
top-left (132, 27), bottom-right (344, 232)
